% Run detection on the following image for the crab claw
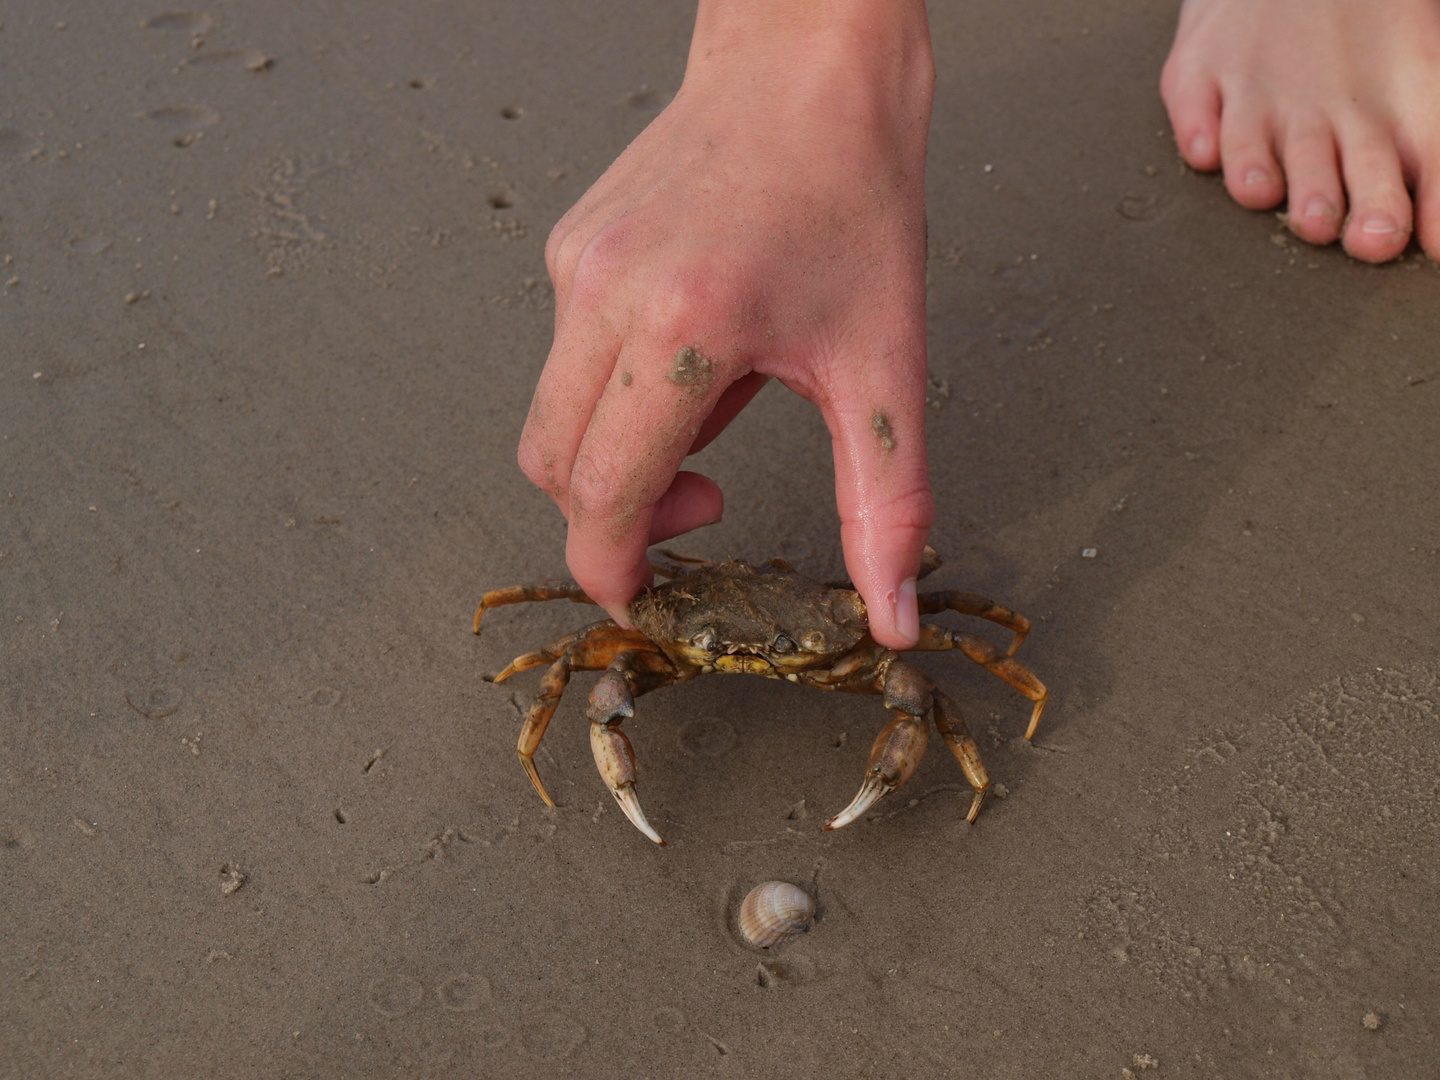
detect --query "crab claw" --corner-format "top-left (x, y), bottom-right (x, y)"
top-left (586, 668), bottom-right (634, 725)
top-left (588, 669), bottom-right (666, 846)
top-left (825, 713), bottom-right (929, 831)
top-left (590, 724), bottom-right (665, 845)
top-left (610, 780), bottom-right (666, 846)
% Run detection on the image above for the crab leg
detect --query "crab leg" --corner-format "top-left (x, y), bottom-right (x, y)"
top-left (476, 555), bottom-right (710, 627)
top-left (931, 690), bottom-right (991, 822)
top-left (492, 623), bottom-right (658, 807)
top-left (586, 651), bottom-right (679, 846)
top-left (653, 548), bottom-right (713, 568)
top-left (825, 661), bottom-right (933, 831)
top-left (486, 622), bottom-right (598, 684)
top-left (914, 625), bottom-right (1049, 739)
top-left (918, 591), bottom-right (1031, 656)
top-left (474, 582), bottom-right (596, 633)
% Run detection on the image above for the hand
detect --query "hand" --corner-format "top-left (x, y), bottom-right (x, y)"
top-left (518, 0), bottom-right (936, 647)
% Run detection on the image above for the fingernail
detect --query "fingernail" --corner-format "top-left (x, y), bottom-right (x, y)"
top-left (1189, 133), bottom-right (1213, 161)
top-left (1303, 196), bottom-right (1338, 221)
top-left (893, 577), bottom-right (919, 645)
top-left (1359, 213), bottom-right (1398, 235)
top-left (1243, 167), bottom-right (1274, 187)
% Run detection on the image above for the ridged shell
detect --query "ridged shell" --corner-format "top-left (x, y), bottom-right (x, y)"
top-left (738, 881), bottom-right (815, 949)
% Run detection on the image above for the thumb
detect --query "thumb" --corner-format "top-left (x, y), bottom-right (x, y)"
top-left (822, 386), bottom-right (934, 650)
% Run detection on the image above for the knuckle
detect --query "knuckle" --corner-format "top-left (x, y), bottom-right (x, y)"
top-left (575, 221), bottom-right (633, 282)
top-left (546, 220), bottom-right (588, 289)
top-left (549, 215), bottom-right (635, 298)
top-left (543, 226), bottom-right (569, 282)
top-left (517, 436), bottom-right (563, 497)
top-left (567, 453), bottom-right (630, 519)
top-left (639, 268), bottom-right (735, 341)
top-left (516, 439), bottom-right (543, 483)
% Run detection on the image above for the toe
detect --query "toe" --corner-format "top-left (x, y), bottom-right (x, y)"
top-left (1337, 122), bottom-right (1414, 263)
top-left (1220, 102), bottom-right (1286, 210)
top-left (1412, 152), bottom-right (1440, 262)
top-left (1280, 120), bottom-right (1345, 245)
top-left (1160, 63), bottom-right (1222, 171)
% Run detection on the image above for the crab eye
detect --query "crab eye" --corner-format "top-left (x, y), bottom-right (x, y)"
top-left (693, 627), bottom-right (717, 652)
top-left (801, 630), bottom-right (827, 653)
top-left (771, 633), bottom-right (797, 654)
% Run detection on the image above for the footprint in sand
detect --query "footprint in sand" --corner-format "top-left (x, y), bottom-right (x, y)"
top-left (68, 236), bottom-right (113, 254)
top-left (1117, 194), bottom-right (1161, 221)
top-left (477, 1024), bottom-right (509, 1048)
top-left (184, 49), bottom-right (273, 73)
top-left (366, 974), bottom-right (425, 1018)
top-left (125, 684), bottom-right (183, 719)
top-left (143, 11), bottom-right (212, 33)
top-left (308, 686), bottom-right (340, 706)
top-left (519, 1012), bottom-right (587, 1060)
top-left (678, 717), bottom-right (738, 758)
top-left (437, 973), bottom-right (493, 1013)
top-left (146, 105), bottom-right (220, 147)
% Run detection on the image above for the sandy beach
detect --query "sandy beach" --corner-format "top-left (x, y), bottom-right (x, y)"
top-left (2, 1), bottom-right (1437, 1076)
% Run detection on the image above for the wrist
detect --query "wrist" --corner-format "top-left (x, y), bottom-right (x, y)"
top-left (683, 0), bottom-right (934, 139)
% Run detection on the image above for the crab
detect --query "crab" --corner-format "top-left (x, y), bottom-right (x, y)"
top-left (474, 549), bottom-right (1048, 845)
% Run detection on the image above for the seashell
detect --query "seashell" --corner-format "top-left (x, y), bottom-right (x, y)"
top-left (738, 881), bottom-right (815, 949)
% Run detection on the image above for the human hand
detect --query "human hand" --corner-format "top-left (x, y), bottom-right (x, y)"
top-left (518, 0), bottom-right (936, 648)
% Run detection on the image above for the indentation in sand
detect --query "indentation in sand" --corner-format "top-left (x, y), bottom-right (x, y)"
top-left (143, 11), bottom-right (212, 33)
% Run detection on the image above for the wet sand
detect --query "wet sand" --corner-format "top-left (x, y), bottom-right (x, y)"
top-left (2, 1), bottom-right (1437, 1076)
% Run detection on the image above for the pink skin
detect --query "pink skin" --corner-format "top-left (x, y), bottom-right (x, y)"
top-left (518, 0), bottom-right (935, 649)
top-left (1162, 0), bottom-right (1440, 263)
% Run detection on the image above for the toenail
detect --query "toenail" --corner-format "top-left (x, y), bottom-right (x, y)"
top-left (1189, 133), bottom-right (1214, 161)
top-left (1244, 167), bottom-right (1275, 187)
top-left (1359, 214), bottom-right (1399, 235)
top-left (1303, 197), bottom-right (1338, 220)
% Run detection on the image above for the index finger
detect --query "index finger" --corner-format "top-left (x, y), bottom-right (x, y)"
top-left (566, 341), bottom-right (745, 620)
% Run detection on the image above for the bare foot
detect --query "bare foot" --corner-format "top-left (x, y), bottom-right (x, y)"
top-left (1161, 0), bottom-right (1440, 262)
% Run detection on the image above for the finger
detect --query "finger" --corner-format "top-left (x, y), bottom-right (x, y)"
top-left (566, 343), bottom-right (743, 623)
top-left (648, 470), bottom-right (723, 543)
top-left (689, 372), bottom-right (770, 454)
top-left (818, 353), bottom-right (934, 651)
top-left (516, 295), bottom-right (624, 513)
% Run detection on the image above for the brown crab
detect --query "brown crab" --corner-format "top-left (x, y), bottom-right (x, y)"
top-left (474, 550), bottom-right (1047, 845)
